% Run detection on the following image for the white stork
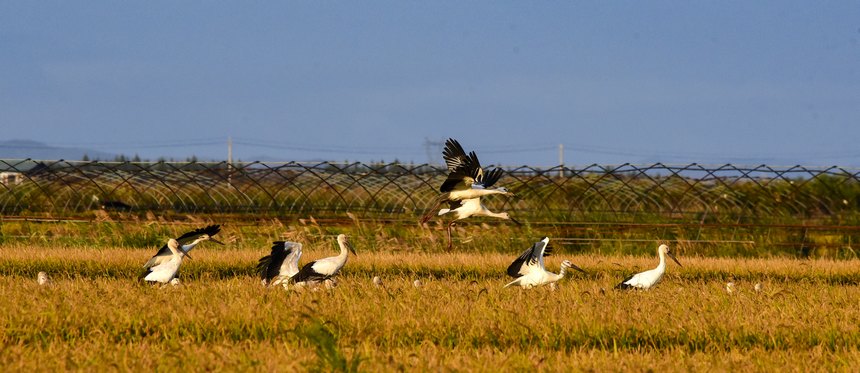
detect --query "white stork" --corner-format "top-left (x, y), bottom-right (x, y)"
top-left (615, 244), bottom-right (682, 290)
top-left (437, 197), bottom-right (520, 250)
top-left (420, 138), bottom-right (518, 249)
top-left (140, 238), bottom-right (192, 284)
top-left (142, 225), bottom-right (223, 275)
top-left (504, 237), bottom-right (585, 289)
top-left (288, 234), bottom-right (356, 288)
top-left (256, 241), bottom-right (303, 288)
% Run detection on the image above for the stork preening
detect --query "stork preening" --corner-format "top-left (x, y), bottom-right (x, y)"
top-left (504, 237), bottom-right (586, 289)
top-left (257, 241), bottom-right (304, 288)
top-left (420, 138), bottom-right (518, 249)
top-left (144, 225), bottom-right (223, 273)
top-left (140, 238), bottom-right (192, 284)
top-left (615, 244), bottom-right (682, 290)
top-left (139, 225), bottom-right (222, 283)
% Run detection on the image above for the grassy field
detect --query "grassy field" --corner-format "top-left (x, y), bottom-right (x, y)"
top-left (2, 221), bottom-right (860, 371)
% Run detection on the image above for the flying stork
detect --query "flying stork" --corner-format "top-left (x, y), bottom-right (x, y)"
top-left (420, 138), bottom-right (518, 249)
top-left (139, 238), bottom-right (192, 284)
top-left (257, 241), bottom-right (304, 288)
top-left (504, 237), bottom-right (586, 289)
top-left (615, 243), bottom-right (682, 290)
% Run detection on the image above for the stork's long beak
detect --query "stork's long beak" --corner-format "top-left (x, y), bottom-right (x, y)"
top-left (509, 217), bottom-right (522, 226)
top-left (209, 237), bottom-right (224, 245)
top-left (571, 263), bottom-right (587, 274)
top-left (347, 241), bottom-right (357, 257)
top-left (667, 251), bottom-right (682, 267)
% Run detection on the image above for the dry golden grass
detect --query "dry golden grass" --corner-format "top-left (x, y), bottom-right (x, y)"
top-left (2, 241), bottom-right (860, 372)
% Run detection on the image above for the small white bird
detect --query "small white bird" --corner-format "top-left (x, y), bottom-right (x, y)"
top-left (37, 271), bottom-right (51, 286)
top-left (615, 244), bottom-right (682, 290)
top-left (372, 276), bottom-right (384, 288)
top-left (504, 237), bottom-right (586, 289)
top-left (257, 241), bottom-right (304, 288)
top-left (420, 138), bottom-right (518, 249)
top-left (169, 278), bottom-right (181, 287)
top-left (413, 279), bottom-right (424, 288)
top-left (726, 282), bottom-right (735, 294)
top-left (289, 234), bottom-right (356, 288)
top-left (140, 239), bottom-right (192, 284)
top-left (754, 283), bottom-right (763, 293)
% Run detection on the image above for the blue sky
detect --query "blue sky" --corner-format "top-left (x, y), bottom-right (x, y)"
top-left (2, 2), bottom-right (859, 166)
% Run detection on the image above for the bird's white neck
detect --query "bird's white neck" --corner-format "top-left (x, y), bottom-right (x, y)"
top-left (483, 210), bottom-right (509, 219)
top-left (477, 204), bottom-right (509, 219)
top-left (557, 266), bottom-right (567, 279)
top-left (184, 238), bottom-right (205, 250)
top-left (336, 242), bottom-right (351, 264)
top-left (656, 250), bottom-right (667, 272)
top-left (168, 247), bottom-right (185, 258)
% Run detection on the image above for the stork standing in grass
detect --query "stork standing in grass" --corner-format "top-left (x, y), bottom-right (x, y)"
top-left (257, 241), bottom-right (304, 288)
top-left (420, 138), bottom-right (518, 249)
top-left (289, 234), bottom-right (356, 289)
top-left (504, 237), bottom-right (586, 289)
top-left (140, 239), bottom-right (192, 284)
top-left (139, 225), bottom-right (223, 281)
top-left (615, 244), bottom-right (682, 290)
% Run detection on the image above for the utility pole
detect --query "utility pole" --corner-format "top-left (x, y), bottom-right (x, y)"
top-left (227, 136), bottom-right (233, 188)
top-left (558, 143), bottom-right (564, 178)
top-left (424, 138), bottom-right (445, 165)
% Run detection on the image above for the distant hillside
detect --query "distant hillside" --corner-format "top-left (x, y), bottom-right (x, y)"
top-left (0, 140), bottom-right (116, 161)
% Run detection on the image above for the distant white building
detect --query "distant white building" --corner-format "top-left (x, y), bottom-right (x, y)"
top-left (0, 172), bottom-right (24, 186)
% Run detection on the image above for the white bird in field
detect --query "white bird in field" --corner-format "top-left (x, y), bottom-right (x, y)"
top-left (754, 283), bottom-right (763, 292)
top-left (413, 279), bottom-right (424, 288)
top-left (372, 276), bottom-right (384, 288)
top-left (420, 138), bottom-right (518, 249)
top-left (140, 238), bottom-right (192, 284)
top-left (143, 225), bottom-right (223, 275)
top-left (726, 282), bottom-right (735, 294)
top-left (615, 244), bottom-right (682, 290)
top-left (288, 234), bottom-right (356, 288)
top-left (504, 237), bottom-right (586, 289)
top-left (37, 271), bottom-right (52, 286)
top-left (256, 241), bottom-right (304, 288)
